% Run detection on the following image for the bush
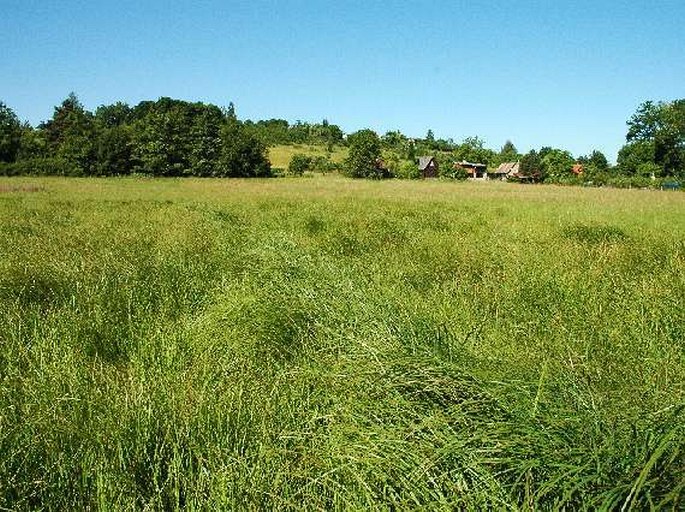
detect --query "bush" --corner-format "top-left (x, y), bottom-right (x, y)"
top-left (0, 158), bottom-right (75, 176)
top-left (440, 165), bottom-right (468, 180)
top-left (288, 154), bottom-right (312, 176)
top-left (393, 160), bottom-right (418, 179)
top-left (311, 156), bottom-right (335, 174)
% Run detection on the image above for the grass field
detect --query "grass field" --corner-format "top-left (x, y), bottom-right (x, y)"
top-left (267, 144), bottom-right (348, 169)
top-left (1, 176), bottom-right (683, 510)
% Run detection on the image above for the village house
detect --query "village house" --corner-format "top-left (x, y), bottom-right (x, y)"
top-left (418, 156), bottom-right (439, 178)
top-left (491, 161), bottom-right (520, 180)
top-left (456, 160), bottom-right (488, 179)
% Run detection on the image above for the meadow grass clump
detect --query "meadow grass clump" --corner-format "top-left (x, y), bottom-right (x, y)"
top-left (0, 176), bottom-right (683, 509)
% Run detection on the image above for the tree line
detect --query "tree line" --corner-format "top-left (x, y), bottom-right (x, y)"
top-left (1, 95), bottom-right (683, 184)
top-left (0, 95), bottom-right (270, 177)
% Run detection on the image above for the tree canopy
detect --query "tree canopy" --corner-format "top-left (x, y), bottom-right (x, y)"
top-left (0, 102), bottom-right (22, 163)
top-left (345, 129), bottom-right (385, 179)
top-left (0, 95), bottom-right (270, 177)
top-left (620, 99), bottom-right (685, 177)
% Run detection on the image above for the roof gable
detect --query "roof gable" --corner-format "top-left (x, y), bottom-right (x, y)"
top-left (494, 162), bottom-right (520, 175)
top-left (418, 156), bottom-right (435, 171)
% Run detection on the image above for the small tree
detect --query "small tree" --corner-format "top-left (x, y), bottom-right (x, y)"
top-left (498, 140), bottom-right (519, 164)
top-left (541, 148), bottom-right (574, 181)
top-left (219, 122), bottom-right (271, 177)
top-left (288, 153), bottom-right (312, 176)
top-left (519, 150), bottom-right (543, 180)
top-left (344, 129), bottom-right (384, 179)
top-left (587, 150), bottom-right (609, 172)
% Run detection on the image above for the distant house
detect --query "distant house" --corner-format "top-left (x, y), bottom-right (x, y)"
top-left (492, 161), bottom-right (519, 180)
top-left (572, 164), bottom-right (584, 175)
top-left (418, 156), bottom-right (439, 178)
top-left (456, 160), bottom-right (488, 179)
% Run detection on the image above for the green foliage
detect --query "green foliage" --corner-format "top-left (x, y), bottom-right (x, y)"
top-left (96, 125), bottom-right (133, 175)
top-left (16, 123), bottom-right (47, 161)
top-left (245, 118), bottom-right (344, 146)
top-left (40, 93), bottom-right (96, 175)
top-left (129, 98), bottom-right (226, 176)
top-left (394, 160), bottom-right (420, 179)
top-left (3, 94), bottom-right (684, 186)
top-left (381, 130), bottom-right (407, 149)
top-left (95, 102), bottom-right (132, 128)
top-left (489, 139), bottom-right (520, 167)
top-left (454, 136), bottom-right (494, 165)
top-left (288, 153), bottom-right (312, 176)
top-left (0, 101), bottom-right (22, 163)
top-left (541, 148), bottom-right (574, 180)
top-left (587, 149), bottom-right (609, 172)
top-left (622, 99), bottom-right (685, 177)
top-left (219, 121), bottom-right (271, 177)
top-left (519, 150), bottom-right (543, 180)
top-left (444, 164), bottom-right (469, 180)
top-left (5, 96), bottom-right (271, 178)
top-left (617, 140), bottom-right (657, 176)
top-left (344, 129), bottom-right (386, 179)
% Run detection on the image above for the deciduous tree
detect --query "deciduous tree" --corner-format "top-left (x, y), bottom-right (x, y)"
top-left (344, 129), bottom-right (384, 179)
top-left (0, 101), bottom-right (22, 163)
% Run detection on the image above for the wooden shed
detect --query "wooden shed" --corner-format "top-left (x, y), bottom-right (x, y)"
top-left (456, 160), bottom-right (487, 179)
top-left (418, 156), bottom-right (439, 178)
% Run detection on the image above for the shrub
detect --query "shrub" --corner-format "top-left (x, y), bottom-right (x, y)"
top-left (288, 154), bottom-right (312, 176)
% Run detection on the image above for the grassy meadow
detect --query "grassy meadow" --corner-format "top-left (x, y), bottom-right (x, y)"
top-left (0, 176), bottom-right (684, 510)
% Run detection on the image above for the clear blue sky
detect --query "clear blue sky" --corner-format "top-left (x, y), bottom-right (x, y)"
top-left (2, 0), bottom-right (684, 161)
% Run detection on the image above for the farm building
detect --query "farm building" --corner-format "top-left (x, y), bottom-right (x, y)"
top-left (491, 161), bottom-right (520, 180)
top-left (572, 164), bottom-right (584, 175)
top-left (418, 156), bottom-right (439, 178)
top-left (456, 160), bottom-right (488, 179)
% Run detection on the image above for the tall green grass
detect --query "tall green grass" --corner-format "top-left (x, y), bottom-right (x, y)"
top-left (0, 176), bottom-right (683, 509)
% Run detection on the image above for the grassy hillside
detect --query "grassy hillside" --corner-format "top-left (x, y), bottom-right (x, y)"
top-left (0, 176), bottom-right (683, 509)
top-left (268, 144), bottom-right (348, 169)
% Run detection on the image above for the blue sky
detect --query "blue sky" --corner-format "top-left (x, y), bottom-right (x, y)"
top-left (2, 0), bottom-right (684, 161)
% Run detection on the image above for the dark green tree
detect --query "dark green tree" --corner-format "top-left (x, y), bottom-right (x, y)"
top-left (188, 105), bottom-right (223, 176)
top-left (617, 140), bottom-right (657, 176)
top-left (95, 102), bottom-right (131, 128)
top-left (131, 105), bottom-right (188, 176)
top-left (0, 102), bottom-right (22, 163)
top-left (587, 150), bottom-right (609, 172)
top-left (17, 123), bottom-right (47, 161)
top-left (519, 150), bottom-right (543, 180)
top-left (219, 120), bottom-right (271, 177)
top-left (344, 129), bottom-right (384, 179)
top-left (623, 99), bottom-right (685, 176)
top-left (499, 140), bottom-right (519, 162)
top-left (41, 93), bottom-right (96, 175)
top-left (96, 125), bottom-right (133, 175)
